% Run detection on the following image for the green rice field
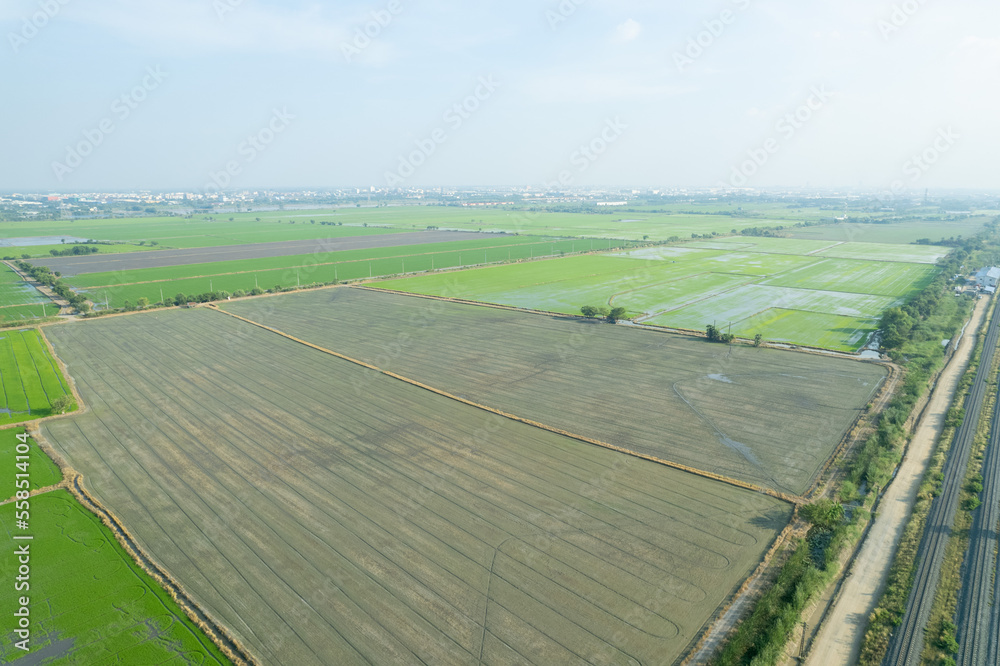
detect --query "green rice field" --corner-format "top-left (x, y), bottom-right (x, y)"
top-left (377, 237), bottom-right (942, 351)
top-left (0, 428), bottom-right (61, 500)
top-left (66, 237), bottom-right (623, 309)
top-left (0, 207), bottom-right (818, 252)
top-left (687, 238), bottom-right (949, 263)
top-left (787, 219), bottom-right (990, 244)
top-left (0, 329), bottom-right (73, 425)
top-left (760, 258), bottom-right (938, 297)
top-left (0, 263), bottom-right (48, 307)
top-left (0, 303), bottom-right (55, 324)
top-left (0, 263), bottom-right (54, 323)
top-left (0, 488), bottom-right (232, 664)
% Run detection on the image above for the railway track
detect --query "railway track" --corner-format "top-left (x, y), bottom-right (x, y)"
top-left (956, 322), bottom-right (1000, 664)
top-left (884, 299), bottom-right (1000, 666)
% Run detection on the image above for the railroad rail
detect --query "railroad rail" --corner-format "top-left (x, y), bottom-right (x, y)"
top-left (884, 298), bottom-right (1000, 665)
top-left (956, 318), bottom-right (1000, 664)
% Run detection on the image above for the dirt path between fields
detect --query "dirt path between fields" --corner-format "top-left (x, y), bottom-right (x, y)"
top-left (804, 296), bottom-right (989, 666)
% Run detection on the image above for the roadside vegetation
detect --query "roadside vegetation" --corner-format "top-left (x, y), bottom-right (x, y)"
top-left (15, 260), bottom-right (89, 313)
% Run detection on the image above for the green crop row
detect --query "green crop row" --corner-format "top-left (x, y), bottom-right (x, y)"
top-left (0, 329), bottom-right (72, 423)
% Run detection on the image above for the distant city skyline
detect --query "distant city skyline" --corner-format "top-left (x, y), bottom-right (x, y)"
top-left (2, 0), bottom-right (998, 192)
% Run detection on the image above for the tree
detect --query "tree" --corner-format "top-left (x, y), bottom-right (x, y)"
top-left (77, 302), bottom-right (91, 314)
top-left (754, 333), bottom-right (763, 347)
top-left (580, 305), bottom-right (600, 318)
top-left (879, 307), bottom-right (914, 349)
top-left (174, 293), bottom-right (186, 306)
top-left (607, 307), bottom-right (627, 323)
top-left (136, 297), bottom-right (149, 309)
top-left (706, 324), bottom-right (720, 342)
top-left (123, 300), bottom-right (136, 312)
top-left (800, 499), bottom-right (845, 530)
top-left (51, 395), bottom-right (73, 414)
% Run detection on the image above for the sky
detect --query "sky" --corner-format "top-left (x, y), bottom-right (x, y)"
top-left (1, 0), bottom-right (998, 192)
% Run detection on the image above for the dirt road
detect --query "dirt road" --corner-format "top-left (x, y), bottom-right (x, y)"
top-left (805, 297), bottom-right (989, 666)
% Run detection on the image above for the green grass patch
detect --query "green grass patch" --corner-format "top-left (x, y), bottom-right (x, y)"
top-left (0, 329), bottom-right (73, 425)
top-left (0, 489), bottom-right (232, 664)
top-left (0, 428), bottom-right (61, 499)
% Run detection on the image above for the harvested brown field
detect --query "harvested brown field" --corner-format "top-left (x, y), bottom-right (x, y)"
top-left (41, 309), bottom-right (791, 665)
top-left (222, 287), bottom-right (889, 496)
top-left (33, 230), bottom-right (502, 276)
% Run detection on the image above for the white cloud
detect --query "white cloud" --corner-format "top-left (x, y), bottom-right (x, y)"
top-left (613, 18), bottom-right (642, 43)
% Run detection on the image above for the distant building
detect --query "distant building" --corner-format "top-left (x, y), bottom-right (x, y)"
top-left (975, 267), bottom-right (1000, 289)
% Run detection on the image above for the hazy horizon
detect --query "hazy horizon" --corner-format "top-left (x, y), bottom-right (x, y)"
top-left (3, 1), bottom-right (997, 193)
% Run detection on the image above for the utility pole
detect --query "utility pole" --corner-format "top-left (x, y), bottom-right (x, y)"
top-left (160, 287), bottom-right (164, 305)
